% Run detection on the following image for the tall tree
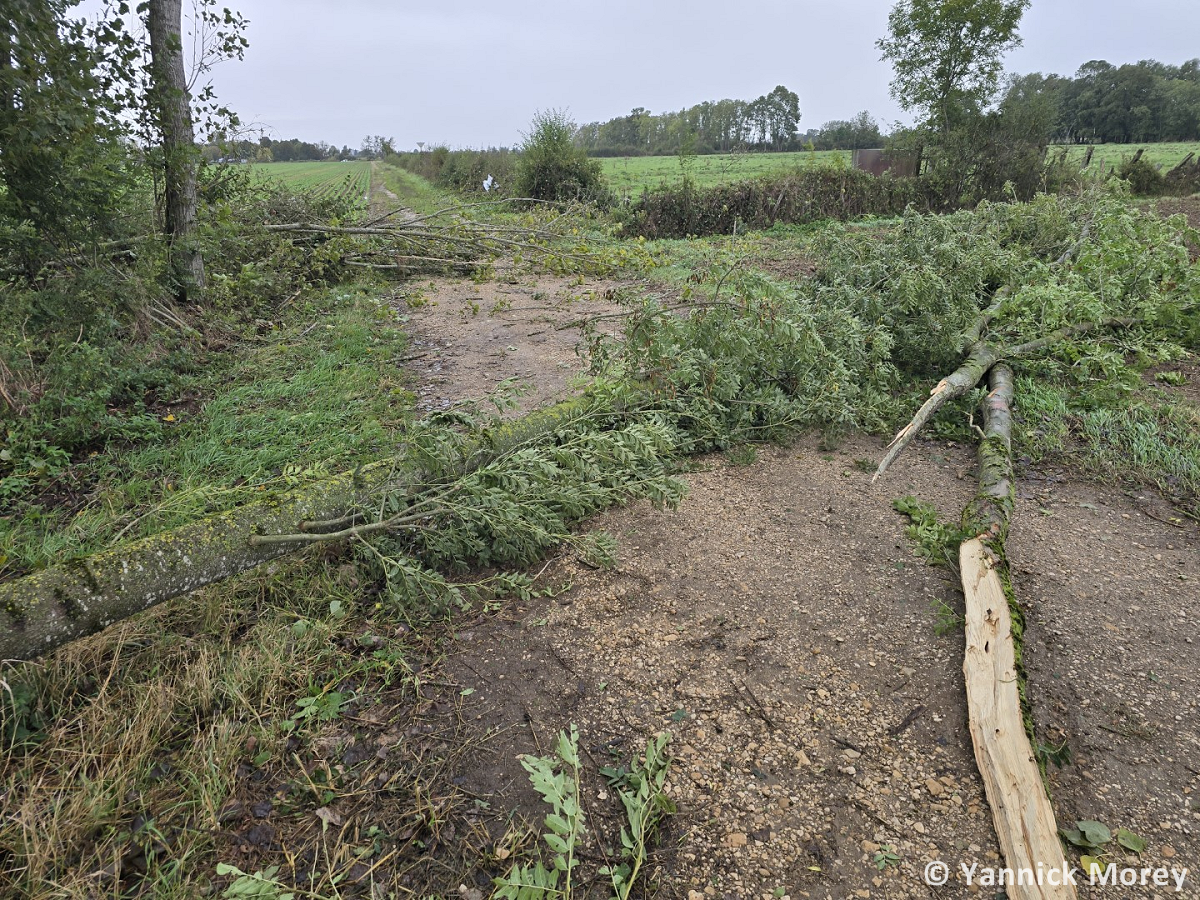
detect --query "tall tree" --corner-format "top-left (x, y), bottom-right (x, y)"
top-left (148, 0), bottom-right (205, 297)
top-left (877, 0), bottom-right (1031, 135)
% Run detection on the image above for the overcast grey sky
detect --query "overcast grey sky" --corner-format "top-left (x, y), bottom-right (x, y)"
top-left (92, 0), bottom-right (1200, 149)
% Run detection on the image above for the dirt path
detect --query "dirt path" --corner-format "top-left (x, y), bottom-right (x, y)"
top-left (388, 271), bottom-right (1199, 898)
top-left (394, 273), bottom-right (628, 414)
top-left (443, 440), bottom-right (1198, 899)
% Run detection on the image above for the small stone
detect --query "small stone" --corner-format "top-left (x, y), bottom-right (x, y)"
top-left (913, 822), bottom-right (926, 834)
top-left (925, 778), bottom-right (945, 797)
top-left (843, 748), bottom-right (862, 760)
top-left (1162, 845), bottom-right (1176, 857)
top-left (727, 832), bottom-right (748, 848)
top-left (795, 750), bottom-right (811, 767)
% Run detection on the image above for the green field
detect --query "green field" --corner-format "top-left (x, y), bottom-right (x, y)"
top-left (599, 150), bottom-right (852, 195)
top-left (250, 160), bottom-right (372, 204)
top-left (1058, 141), bottom-right (1200, 171)
top-left (599, 142), bottom-right (1200, 195)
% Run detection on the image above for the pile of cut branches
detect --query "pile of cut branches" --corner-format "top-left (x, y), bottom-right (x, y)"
top-left (264, 198), bottom-right (645, 278)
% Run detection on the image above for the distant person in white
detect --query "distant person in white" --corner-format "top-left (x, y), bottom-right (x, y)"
top-left (483, 174), bottom-right (495, 192)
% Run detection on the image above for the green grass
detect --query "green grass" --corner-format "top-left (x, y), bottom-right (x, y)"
top-left (250, 160), bottom-right (372, 205)
top-left (597, 142), bottom-right (1200, 197)
top-left (1058, 141), bottom-right (1200, 172)
top-left (0, 284), bottom-right (415, 577)
top-left (1016, 375), bottom-right (1200, 513)
top-left (598, 149), bottom-right (852, 196)
top-left (375, 161), bottom-right (461, 215)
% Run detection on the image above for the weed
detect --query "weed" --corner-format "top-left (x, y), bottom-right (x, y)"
top-left (932, 597), bottom-right (966, 636)
top-left (873, 844), bottom-right (901, 870)
top-left (725, 445), bottom-right (758, 466)
top-left (1155, 370), bottom-right (1189, 386)
top-left (891, 496), bottom-right (972, 568)
top-left (494, 727), bottom-right (587, 899)
top-left (600, 732), bottom-right (676, 900)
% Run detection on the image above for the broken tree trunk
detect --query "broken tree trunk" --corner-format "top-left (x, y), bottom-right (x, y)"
top-left (873, 313), bottom-right (1139, 482)
top-left (960, 364), bottom-right (1076, 900)
top-left (0, 398), bottom-right (605, 662)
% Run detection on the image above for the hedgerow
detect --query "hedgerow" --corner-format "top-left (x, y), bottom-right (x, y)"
top-left (616, 164), bottom-right (947, 238)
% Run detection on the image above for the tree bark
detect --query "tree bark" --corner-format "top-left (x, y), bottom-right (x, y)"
top-left (0, 398), bottom-right (604, 662)
top-left (962, 363), bottom-right (1015, 542)
top-left (148, 0), bottom-right (205, 298)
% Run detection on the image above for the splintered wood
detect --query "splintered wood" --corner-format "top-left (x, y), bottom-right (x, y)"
top-left (960, 537), bottom-right (1077, 900)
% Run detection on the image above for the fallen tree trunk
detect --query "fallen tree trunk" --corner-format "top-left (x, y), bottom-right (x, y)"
top-left (960, 364), bottom-right (1076, 900)
top-left (873, 314), bottom-right (1139, 482)
top-left (0, 399), bottom-right (604, 662)
top-left (961, 539), bottom-right (1075, 900)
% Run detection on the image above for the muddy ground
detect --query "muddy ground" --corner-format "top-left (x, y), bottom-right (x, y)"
top-left (363, 268), bottom-right (1200, 900)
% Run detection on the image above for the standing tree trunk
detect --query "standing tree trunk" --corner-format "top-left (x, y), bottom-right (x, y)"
top-left (148, 0), bottom-right (205, 298)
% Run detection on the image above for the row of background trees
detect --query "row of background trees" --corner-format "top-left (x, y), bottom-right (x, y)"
top-left (1016, 59), bottom-right (1200, 145)
top-left (568, 57), bottom-right (1200, 160)
top-left (573, 85), bottom-right (802, 156)
top-left (205, 134), bottom-right (396, 162)
top-left (201, 57), bottom-right (1200, 172)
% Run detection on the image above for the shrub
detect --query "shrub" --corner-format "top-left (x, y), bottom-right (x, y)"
top-left (617, 165), bottom-right (948, 239)
top-left (514, 110), bottom-right (609, 205)
top-left (1117, 155), bottom-right (1167, 196)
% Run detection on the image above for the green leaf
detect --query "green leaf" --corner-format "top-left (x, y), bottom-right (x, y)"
top-left (1078, 820), bottom-right (1112, 846)
top-left (1116, 827), bottom-right (1146, 853)
top-left (1059, 826), bottom-right (1090, 848)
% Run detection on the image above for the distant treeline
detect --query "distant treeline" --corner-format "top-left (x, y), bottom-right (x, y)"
top-left (1014, 58), bottom-right (1200, 144)
top-left (574, 86), bottom-right (803, 156)
top-left (205, 135), bottom-right (398, 163)
top-left (572, 58), bottom-right (1200, 159)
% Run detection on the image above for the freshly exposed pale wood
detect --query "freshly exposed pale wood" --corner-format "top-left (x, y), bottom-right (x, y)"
top-left (961, 537), bottom-right (1077, 900)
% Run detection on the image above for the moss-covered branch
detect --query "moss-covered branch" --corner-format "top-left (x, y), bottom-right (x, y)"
top-left (962, 363), bottom-right (1015, 542)
top-left (874, 314), bottom-right (1142, 482)
top-left (0, 398), bottom-right (605, 662)
top-left (873, 341), bottom-right (1002, 481)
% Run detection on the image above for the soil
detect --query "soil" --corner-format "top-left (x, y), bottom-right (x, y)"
top-left (392, 274), bottom-right (628, 415)
top-left (373, 266), bottom-right (1200, 899)
top-left (1151, 195), bottom-right (1200, 259)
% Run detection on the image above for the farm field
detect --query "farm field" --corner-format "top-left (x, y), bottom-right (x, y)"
top-left (599, 142), bottom-right (1200, 195)
top-left (599, 149), bottom-right (851, 194)
top-left (1058, 140), bottom-right (1200, 170)
top-left (249, 160), bottom-right (372, 205)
